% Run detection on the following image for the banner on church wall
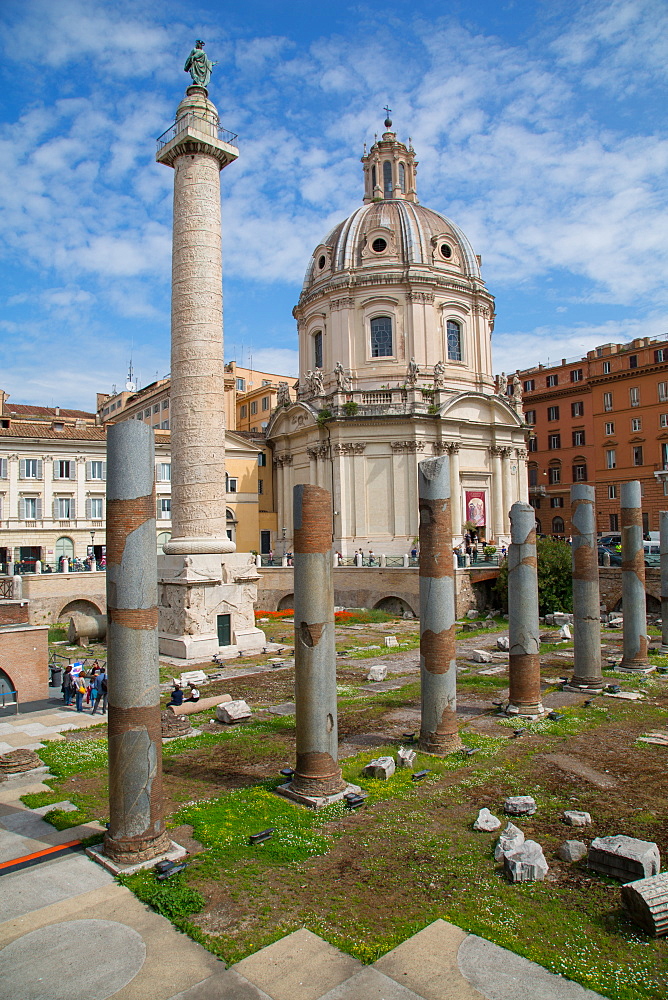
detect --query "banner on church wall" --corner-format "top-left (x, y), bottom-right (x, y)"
top-left (465, 490), bottom-right (486, 527)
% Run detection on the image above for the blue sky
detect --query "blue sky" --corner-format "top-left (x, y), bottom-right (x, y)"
top-left (1, 0), bottom-right (667, 409)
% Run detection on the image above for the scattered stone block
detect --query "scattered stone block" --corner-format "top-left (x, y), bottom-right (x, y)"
top-left (364, 756), bottom-right (395, 779)
top-left (559, 840), bottom-right (587, 863)
top-left (588, 835), bottom-right (660, 882)
top-left (474, 807), bottom-right (501, 832)
top-left (466, 610), bottom-right (480, 619)
top-left (603, 690), bottom-right (644, 701)
top-left (396, 746), bottom-right (416, 769)
top-left (478, 665), bottom-right (506, 675)
top-left (384, 636), bottom-right (399, 647)
top-left (621, 872), bottom-right (668, 936)
top-left (504, 840), bottom-right (549, 882)
top-left (563, 810), bottom-right (592, 827)
top-left (496, 636), bottom-right (510, 651)
top-left (558, 624), bottom-right (572, 640)
top-left (638, 732), bottom-right (668, 746)
top-left (216, 700), bottom-right (252, 724)
top-left (504, 795), bottom-right (537, 816)
top-left (470, 649), bottom-right (492, 663)
top-left (160, 710), bottom-right (193, 739)
top-left (494, 822), bottom-right (525, 860)
top-left (553, 613), bottom-right (572, 626)
top-left (366, 664), bottom-right (388, 682)
top-left (0, 749), bottom-right (42, 774)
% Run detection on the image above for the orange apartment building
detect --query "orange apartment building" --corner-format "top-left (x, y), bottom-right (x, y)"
top-left (517, 336), bottom-right (668, 537)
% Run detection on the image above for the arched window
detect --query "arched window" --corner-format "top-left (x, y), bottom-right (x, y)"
top-left (535, 518), bottom-right (542, 533)
top-left (313, 330), bottom-right (323, 369)
top-left (55, 536), bottom-right (74, 562)
top-left (398, 162), bottom-right (405, 192)
top-left (383, 160), bottom-right (393, 198)
top-left (528, 464), bottom-right (538, 487)
top-left (157, 531), bottom-right (171, 554)
top-left (552, 516), bottom-right (565, 535)
top-left (371, 165), bottom-right (377, 190)
top-left (447, 320), bottom-right (462, 362)
top-left (226, 508), bottom-right (237, 544)
top-left (370, 316), bottom-right (393, 357)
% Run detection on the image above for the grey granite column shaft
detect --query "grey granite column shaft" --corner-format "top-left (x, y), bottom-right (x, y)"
top-left (661, 511), bottom-right (668, 652)
top-left (570, 485), bottom-right (603, 688)
top-left (417, 456), bottom-right (461, 753)
top-left (104, 421), bottom-right (170, 863)
top-left (507, 502), bottom-right (543, 715)
top-left (289, 485), bottom-right (345, 797)
top-left (620, 481), bottom-right (650, 670)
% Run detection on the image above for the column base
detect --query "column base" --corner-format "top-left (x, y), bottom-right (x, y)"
top-left (565, 676), bottom-right (605, 691)
top-left (505, 702), bottom-right (544, 718)
top-left (101, 829), bottom-right (172, 867)
top-left (618, 663), bottom-right (655, 674)
top-left (418, 732), bottom-right (463, 754)
top-left (90, 837), bottom-right (185, 874)
top-left (276, 781), bottom-right (361, 810)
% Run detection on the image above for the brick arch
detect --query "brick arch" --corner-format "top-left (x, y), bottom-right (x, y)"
top-left (373, 595), bottom-right (417, 617)
top-left (276, 593), bottom-right (294, 611)
top-left (58, 598), bottom-right (103, 620)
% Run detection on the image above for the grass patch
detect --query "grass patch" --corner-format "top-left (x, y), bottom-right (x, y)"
top-left (42, 807), bottom-right (91, 830)
top-left (37, 738), bottom-right (108, 777)
top-left (119, 869), bottom-right (206, 924)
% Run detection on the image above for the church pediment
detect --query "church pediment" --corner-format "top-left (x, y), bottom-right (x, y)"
top-left (439, 391), bottom-right (524, 427)
top-left (265, 401), bottom-right (317, 438)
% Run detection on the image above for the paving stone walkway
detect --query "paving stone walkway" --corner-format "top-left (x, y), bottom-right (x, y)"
top-left (0, 704), bottom-right (610, 1000)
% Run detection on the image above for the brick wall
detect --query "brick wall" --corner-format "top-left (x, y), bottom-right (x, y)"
top-left (0, 624), bottom-right (49, 707)
top-left (0, 601), bottom-right (29, 626)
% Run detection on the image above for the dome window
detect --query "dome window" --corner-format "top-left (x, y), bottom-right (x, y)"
top-left (440, 243), bottom-right (452, 260)
top-left (398, 162), bottom-right (405, 193)
top-left (318, 255), bottom-right (326, 270)
top-left (371, 237), bottom-right (387, 253)
top-left (313, 331), bottom-right (323, 369)
top-left (447, 320), bottom-right (462, 362)
top-left (383, 161), bottom-right (393, 198)
top-left (371, 316), bottom-right (393, 358)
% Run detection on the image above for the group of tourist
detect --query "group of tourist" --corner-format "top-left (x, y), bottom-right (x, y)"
top-left (61, 660), bottom-right (107, 714)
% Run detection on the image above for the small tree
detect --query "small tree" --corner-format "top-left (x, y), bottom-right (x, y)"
top-left (493, 537), bottom-right (572, 615)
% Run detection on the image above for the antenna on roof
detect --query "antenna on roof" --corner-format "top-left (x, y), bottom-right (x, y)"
top-left (126, 357), bottom-right (136, 393)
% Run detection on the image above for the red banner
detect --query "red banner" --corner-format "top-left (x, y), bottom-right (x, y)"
top-left (465, 490), bottom-right (486, 526)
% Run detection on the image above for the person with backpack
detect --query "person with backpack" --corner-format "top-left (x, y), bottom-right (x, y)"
top-left (91, 668), bottom-right (108, 715)
top-left (74, 670), bottom-right (87, 712)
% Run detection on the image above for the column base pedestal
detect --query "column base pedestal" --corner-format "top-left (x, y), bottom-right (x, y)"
top-left (89, 837), bottom-right (185, 875)
top-left (418, 732), bottom-right (463, 754)
top-left (100, 829), bottom-right (173, 867)
top-left (618, 664), bottom-right (655, 674)
top-left (505, 702), bottom-right (544, 718)
top-left (276, 781), bottom-right (361, 810)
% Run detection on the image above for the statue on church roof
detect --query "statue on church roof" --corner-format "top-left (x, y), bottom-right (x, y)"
top-left (334, 361), bottom-right (353, 392)
top-left (497, 371), bottom-right (508, 397)
top-left (184, 40), bottom-right (217, 88)
top-left (406, 357), bottom-right (420, 386)
top-left (433, 360), bottom-right (446, 388)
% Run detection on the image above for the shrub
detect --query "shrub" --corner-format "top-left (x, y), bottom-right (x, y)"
top-left (493, 537), bottom-right (572, 615)
top-left (342, 400), bottom-right (358, 416)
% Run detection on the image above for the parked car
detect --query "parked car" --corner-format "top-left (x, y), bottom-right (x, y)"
top-left (598, 545), bottom-right (622, 566)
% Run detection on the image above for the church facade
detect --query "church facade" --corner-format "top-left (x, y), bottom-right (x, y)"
top-left (266, 121), bottom-right (528, 555)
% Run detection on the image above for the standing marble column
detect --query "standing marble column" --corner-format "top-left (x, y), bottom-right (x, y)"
top-left (284, 485), bottom-right (346, 800)
top-left (501, 448), bottom-right (513, 534)
top-left (418, 456), bottom-right (461, 753)
top-left (620, 481), bottom-right (651, 671)
top-left (104, 422), bottom-right (170, 863)
top-left (448, 443), bottom-right (461, 537)
top-left (491, 447), bottom-right (504, 539)
top-left (661, 511), bottom-right (668, 652)
top-left (569, 485), bottom-right (603, 689)
top-left (507, 502), bottom-right (543, 715)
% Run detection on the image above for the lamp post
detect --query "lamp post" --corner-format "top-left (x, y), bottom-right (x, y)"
top-left (282, 525), bottom-right (287, 554)
top-left (90, 529), bottom-right (96, 571)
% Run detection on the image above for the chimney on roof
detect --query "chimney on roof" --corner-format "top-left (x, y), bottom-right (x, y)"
top-left (55, 406), bottom-right (60, 416)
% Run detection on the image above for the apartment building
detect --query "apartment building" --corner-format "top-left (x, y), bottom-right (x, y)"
top-left (518, 336), bottom-right (668, 537)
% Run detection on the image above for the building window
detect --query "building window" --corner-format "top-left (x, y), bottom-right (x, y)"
top-left (546, 374), bottom-right (558, 387)
top-left (314, 331), bottom-right (323, 369)
top-left (153, 404), bottom-right (160, 414)
top-left (528, 436), bottom-right (538, 452)
top-left (528, 466), bottom-right (538, 487)
top-left (573, 463), bottom-right (587, 482)
top-left (54, 497), bottom-right (73, 519)
top-left (606, 450), bottom-right (616, 469)
top-left (658, 382), bottom-right (668, 402)
top-left (630, 387), bottom-right (640, 407)
top-left (530, 496), bottom-right (541, 509)
top-left (573, 430), bottom-right (585, 446)
top-left (605, 422), bottom-right (615, 435)
top-left (662, 443), bottom-right (668, 468)
top-left (370, 316), bottom-right (393, 358)
top-left (552, 517), bottom-right (565, 534)
top-left (156, 463), bottom-right (171, 482)
top-left (240, 405), bottom-right (247, 418)
top-left (258, 479), bottom-right (264, 495)
top-left (664, 481), bottom-right (668, 497)
top-left (631, 417), bottom-right (642, 432)
top-left (162, 399), bottom-right (169, 410)
top-left (571, 368), bottom-right (583, 382)
top-left (398, 162), bottom-right (406, 192)
top-left (524, 379), bottom-right (535, 392)
top-left (655, 349), bottom-right (666, 363)
top-left (144, 408), bottom-right (151, 418)
top-left (54, 460), bottom-right (74, 480)
top-left (86, 461), bottom-right (105, 481)
top-left (548, 433), bottom-right (561, 450)
top-left (22, 497), bottom-right (38, 519)
top-left (550, 496), bottom-right (564, 508)
top-left (20, 458), bottom-right (42, 480)
top-left (89, 497), bottom-right (103, 519)
top-left (608, 485), bottom-right (617, 499)
top-left (227, 477), bottom-right (238, 493)
top-left (158, 498), bottom-right (171, 520)
top-left (258, 452), bottom-right (267, 466)
top-left (603, 392), bottom-right (613, 411)
top-left (633, 445), bottom-right (643, 466)
top-left (383, 159), bottom-right (393, 197)
top-left (160, 420), bottom-right (169, 429)
top-left (609, 513), bottom-right (619, 530)
top-left (251, 401), bottom-right (258, 415)
top-left (548, 466), bottom-right (561, 484)
top-left (446, 320), bottom-right (462, 361)
top-left (629, 355), bottom-right (638, 369)
top-left (236, 378), bottom-right (246, 391)
top-left (571, 401), bottom-right (584, 417)
top-left (661, 414), bottom-right (668, 428)
top-left (547, 406), bottom-right (560, 421)
top-left (262, 395), bottom-right (270, 411)
top-left (602, 360), bottom-right (611, 373)
top-left (525, 410), bottom-right (536, 425)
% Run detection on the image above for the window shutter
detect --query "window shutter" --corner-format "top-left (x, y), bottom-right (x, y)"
top-left (19, 497), bottom-right (25, 519)
top-left (70, 498), bottom-right (76, 519)
top-left (101, 462), bottom-right (106, 481)
top-left (36, 459), bottom-right (43, 480)
top-left (86, 462), bottom-right (92, 480)
top-left (0, 496), bottom-right (2, 519)
top-left (53, 461), bottom-right (60, 480)
top-left (70, 462), bottom-right (77, 480)
top-left (85, 498), bottom-right (92, 519)
top-left (35, 497), bottom-right (42, 519)
top-left (19, 459), bottom-right (26, 479)
top-left (157, 499), bottom-right (161, 519)
top-left (0, 457), bottom-right (6, 478)
top-left (53, 498), bottom-right (59, 518)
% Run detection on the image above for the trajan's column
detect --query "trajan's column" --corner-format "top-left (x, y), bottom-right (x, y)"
top-left (155, 42), bottom-right (264, 660)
